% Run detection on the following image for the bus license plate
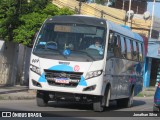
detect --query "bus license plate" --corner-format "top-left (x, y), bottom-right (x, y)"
top-left (55, 78), bottom-right (69, 84)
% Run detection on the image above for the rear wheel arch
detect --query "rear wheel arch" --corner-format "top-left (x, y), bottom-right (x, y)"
top-left (93, 83), bottom-right (111, 112)
top-left (102, 82), bottom-right (111, 95)
top-left (102, 83), bottom-right (111, 106)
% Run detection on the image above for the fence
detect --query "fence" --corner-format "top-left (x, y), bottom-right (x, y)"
top-left (17, 45), bottom-right (32, 85)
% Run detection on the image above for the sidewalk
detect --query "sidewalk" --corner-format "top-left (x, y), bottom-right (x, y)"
top-left (0, 85), bottom-right (156, 100)
top-left (137, 87), bottom-right (156, 97)
top-left (0, 85), bottom-right (36, 100)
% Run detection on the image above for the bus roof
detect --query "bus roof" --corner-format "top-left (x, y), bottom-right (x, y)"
top-left (46, 15), bottom-right (107, 28)
top-left (107, 21), bottom-right (143, 42)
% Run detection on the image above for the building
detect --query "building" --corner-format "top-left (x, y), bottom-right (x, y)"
top-left (114, 0), bottom-right (147, 14)
top-left (144, 40), bottom-right (160, 87)
top-left (144, 17), bottom-right (160, 88)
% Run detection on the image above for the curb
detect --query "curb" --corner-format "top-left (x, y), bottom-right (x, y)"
top-left (0, 90), bottom-right (36, 100)
top-left (0, 95), bottom-right (36, 100)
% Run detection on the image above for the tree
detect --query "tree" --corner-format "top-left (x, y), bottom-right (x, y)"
top-left (0, 0), bottom-right (21, 41)
top-left (0, 0), bottom-right (75, 45)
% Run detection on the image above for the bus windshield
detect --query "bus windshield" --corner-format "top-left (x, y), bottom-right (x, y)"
top-left (33, 23), bottom-right (106, 62)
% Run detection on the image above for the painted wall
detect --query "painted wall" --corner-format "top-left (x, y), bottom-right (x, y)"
top-left (144, 57), bottom-right (152, 88)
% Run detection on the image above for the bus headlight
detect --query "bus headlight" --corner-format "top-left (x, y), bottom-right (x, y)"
top-left (85, 70), bottom-right (103, 80)
top-left (30, 64), bottom-right (41, 75)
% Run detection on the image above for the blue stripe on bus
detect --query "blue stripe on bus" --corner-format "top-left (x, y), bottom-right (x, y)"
top-left (38, 73), bottom-right (47, 82)
top-left (79, 76), bottom-right (87, 86)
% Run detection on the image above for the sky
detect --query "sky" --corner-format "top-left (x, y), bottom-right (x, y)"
top-left (147, 2), bottom-right (160, 18)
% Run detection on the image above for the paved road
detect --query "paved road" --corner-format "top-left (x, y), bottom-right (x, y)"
top-left (0, 97), bottom-right (159, 120)
top-left (0, 97), bottom-right (154, 111)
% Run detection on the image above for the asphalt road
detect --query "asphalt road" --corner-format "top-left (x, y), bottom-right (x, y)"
top-left (0, 97), bottom-right (159, 120)
top-left (0, 97), bottom-right (154, 111)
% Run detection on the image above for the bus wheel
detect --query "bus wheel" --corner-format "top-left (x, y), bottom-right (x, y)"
top-left (117, 88), bottom-right (134, 108)
top-left (36, 90), bottom-right (49, 107)
top-left (93, 97), bottom-right (104, 112)
top-left (93, 87), bottom-right (110, 112)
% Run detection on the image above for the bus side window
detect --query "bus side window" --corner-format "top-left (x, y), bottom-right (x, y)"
top-left (106, 31), bottom-right (114, 59)
top-left (120, 36), bottom-right (126, 59)
top-left (132, 41), bottom-right (138, 61)
top-left (113, 35), bottom-right (121, 57)
top-left (126, 38), bottom-right (132, 60)
top-left (138, 42), bottom-right (143, 61)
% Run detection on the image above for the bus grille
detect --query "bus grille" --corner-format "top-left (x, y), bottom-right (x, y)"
top-left (44, 69), bottom-right (83, 87)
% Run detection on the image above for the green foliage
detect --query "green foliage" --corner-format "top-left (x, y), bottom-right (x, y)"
top-left (13, 12), bottom-right (47, 45)
top-left (0, 0), bottom-right (75, 45)
top-left (43, 4), bottom-right (59, 16)
top-left (58, 7), bottom-right (75, 15)
top-left (0, 0), bottom-right (20, 40)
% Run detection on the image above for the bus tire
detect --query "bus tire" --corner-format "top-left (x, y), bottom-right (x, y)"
top-left (93, 87), bottom-right (110, 112)
top-left (36, 90), bottom-right (49, 107)
top-left (93, 97), bottom-right (104, 112)
top-left (117, 87), bottom-right (134, 108)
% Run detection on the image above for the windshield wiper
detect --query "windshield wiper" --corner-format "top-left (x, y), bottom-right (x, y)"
top-left (71, 50), bottom-right (95, 61)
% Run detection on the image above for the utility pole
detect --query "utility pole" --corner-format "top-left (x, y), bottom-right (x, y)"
top-left (79, 0), bottom-right (82, 14)
top-left (128, 0), bottom-right (132, 27)
top-left (149, 0), bottom-right (156, 38)
top-left (122, 0), bottom-right (125, 10)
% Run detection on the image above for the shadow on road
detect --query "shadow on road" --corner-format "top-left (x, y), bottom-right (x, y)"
top-left (132, 100), bottom-right (146, 107)
top-left (47, 99), bottom-right (146, 112)
top-left (0, 99), bottom-right (152, 117)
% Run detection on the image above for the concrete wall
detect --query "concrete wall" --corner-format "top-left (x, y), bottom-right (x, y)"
top-left (0, 41), bottom-right (19, 86)
top-left (0, 40), bottom-right (31, 86)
